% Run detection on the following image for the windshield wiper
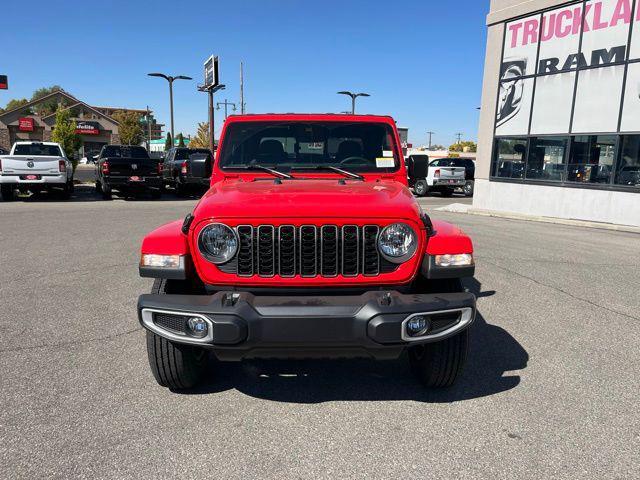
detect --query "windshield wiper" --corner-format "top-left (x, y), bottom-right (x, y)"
top-left (292, 165), bottom-right (364, 180)
top-left (225, 164), bottom-right (295, 179)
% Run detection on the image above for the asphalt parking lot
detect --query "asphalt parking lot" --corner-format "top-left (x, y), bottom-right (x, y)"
top-left (1, 187), bottom-right (638, 479)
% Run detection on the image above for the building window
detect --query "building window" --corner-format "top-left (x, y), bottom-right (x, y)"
top-left (526, 137), bottom-right (568, 182)
top-left (567, 136), bottom-right (616, 184)
top-left (616, 136), bottom-right (640, 187)
top-left (493, 138), bottom-right (527, 179)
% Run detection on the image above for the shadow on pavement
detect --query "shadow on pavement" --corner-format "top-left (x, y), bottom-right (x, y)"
top-left (181, 278), bottom-right (529, 403)
top-left (11, 184), bottom-right (199, 203)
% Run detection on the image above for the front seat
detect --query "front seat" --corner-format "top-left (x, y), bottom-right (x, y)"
top-left (336, 140), bottom-right (363, 162)
top-left (258, 139), bottom-right (287, 164)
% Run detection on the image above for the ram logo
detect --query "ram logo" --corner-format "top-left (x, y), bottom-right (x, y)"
top-left (27, 161), bottom-right (34, 168)
top-left (496, 58), bottom-right (527, 127)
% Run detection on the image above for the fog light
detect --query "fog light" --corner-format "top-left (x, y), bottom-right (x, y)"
top-left (187, 317), bottom-right (208, 338)
top-left (406, 315), bottom-right (430, 337)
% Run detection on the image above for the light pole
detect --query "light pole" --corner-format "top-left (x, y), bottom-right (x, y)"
top-left (147, 73), bottom-right (192, 144)
top-left (216, 99), bottom-right (237, 120)
top-left (337, 91), bottom-right (370, 114)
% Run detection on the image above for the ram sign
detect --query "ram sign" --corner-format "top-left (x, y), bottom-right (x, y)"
top-left (496, 0), bottom-right (640, 136)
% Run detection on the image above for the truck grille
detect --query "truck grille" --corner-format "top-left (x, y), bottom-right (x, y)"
top-left (224, 225), bottom-right (395, 278)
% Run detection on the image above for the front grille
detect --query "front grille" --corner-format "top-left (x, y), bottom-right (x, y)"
top-left (229, 224), bottom-right (395, 278)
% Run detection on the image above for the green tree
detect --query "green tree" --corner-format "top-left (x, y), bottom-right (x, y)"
top-left (0, 98), bottom-right (30, 114)
top-left (112, 110), bottom-right (144, 145)
top-left (51, 109), bottom-right (82, 170)
top-left (31, 85), bottom-right (64, 116)
top-left (164, 133), bottom-right (173, 151)
top-left (429, 144), bottom-right (446, 151)
top-left (449, 141), bottom-right (477, 153)
top-left (177, 132), bottom-right (186, 148)
top-left (189, 122), bottom-right (210, 149)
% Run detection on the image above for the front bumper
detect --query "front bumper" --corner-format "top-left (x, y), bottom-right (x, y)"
top-left (137, 290), bottom-right (476, 360)
top-left (0, 173), bottom-right (67, 185)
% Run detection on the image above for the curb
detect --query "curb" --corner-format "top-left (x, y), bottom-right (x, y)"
top-left (436, 204), bottom-right (640, 234)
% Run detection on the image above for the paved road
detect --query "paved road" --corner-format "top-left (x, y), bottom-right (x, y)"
top-left (1, 187), bottom-right (638, 479)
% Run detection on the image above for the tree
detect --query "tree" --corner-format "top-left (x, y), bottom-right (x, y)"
top-left (31, 85), bottom-right (64, 116)
top-left (449, 141), bottom-right (477, 153)
top-left (189, 122), bottom-right (210, 149)
top-left (177, 132), bottom-right (186, 148)
top-left (51, 108), bottom-right (82, 169)
top-left (429, 144), bottom-right (446, 151)
top-left (0, 98), bottom-right (30, 114)
top-left (112, 110), bottom-right (144, 146)
top-left (164, 133), bottom-right (173, 151)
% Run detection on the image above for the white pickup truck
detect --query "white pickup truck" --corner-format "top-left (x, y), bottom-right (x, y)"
top-left (0, 141), bottom-right (74, 201)
top-left (407, 154), bottom-right (466, 197)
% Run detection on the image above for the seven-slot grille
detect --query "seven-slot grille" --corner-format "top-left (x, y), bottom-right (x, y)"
top-left (229, 225), bottom-right (387, 278)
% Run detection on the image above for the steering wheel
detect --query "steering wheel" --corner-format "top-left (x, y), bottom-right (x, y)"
top-left (339, 156), bottom-right (371, 166)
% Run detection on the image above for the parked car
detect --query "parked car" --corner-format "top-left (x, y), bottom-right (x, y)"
top-left (0, 141), bottom-right (73, 201)
top-left (406, 155), bottom-right (466, 197)
top-left (94, 145), bottom-right (162, 199)
top-left (161, 147), bottom-right (213, 196)
top-left (137, 114), bottom-right (477, 391)
top-left (446, 157), bottom-right (476, 196)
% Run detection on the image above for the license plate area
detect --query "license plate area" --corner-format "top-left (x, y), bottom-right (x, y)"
top-left (20, 174), bottom-right (41, 180)
top-left (129, 176), bottom-right (143, 182)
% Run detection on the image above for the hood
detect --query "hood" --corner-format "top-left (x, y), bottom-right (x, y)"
top-left (192, 179), bottom-right (421, 221)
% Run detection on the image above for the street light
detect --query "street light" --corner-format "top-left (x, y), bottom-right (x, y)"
top-left (337, 91), bottom-right (370, 114)
top-left (147, 72), bottom-right (192, 144)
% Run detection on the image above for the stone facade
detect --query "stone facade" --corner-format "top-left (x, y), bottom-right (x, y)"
top-left (0, 128), bottom-right (10, 151)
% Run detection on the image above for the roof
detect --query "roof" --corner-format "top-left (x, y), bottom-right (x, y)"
top-left (226, 113), bottom-right (394, 121)
top-left (0, 89), bottom-right (79, 117)
top-left (93, 106), bottom-right (153, 114)
top-left (13, 141), bottom-right (60, 146)
top-left (41, 101), bottom-right (120, 125)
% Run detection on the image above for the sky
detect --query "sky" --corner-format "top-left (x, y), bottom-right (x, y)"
top-left (0, 0), bottom-right (489, 147)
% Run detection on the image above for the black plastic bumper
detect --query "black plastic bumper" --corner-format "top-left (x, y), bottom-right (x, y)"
top-left (137, 290), bottom-right (476, 361)
top-left (107, 176), bottom-right (162, 189)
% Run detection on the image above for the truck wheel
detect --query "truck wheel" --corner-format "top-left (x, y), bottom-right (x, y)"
top-left (463, 180), bottom-right (474, 197)
top-left (145, 279), bottom-right (208, 390)
top-left (101, 182), bottom-right (112, 200)
top-left (174, 181), bottom-right (185, 197)
top-left (408, 330), bottom-right (468, 388)
top-left (414, 180), bottom-right (428, 197)
top-left (1, 184), bottom-right (15, 201)
top-left (59, 182), bottom-right (72, 200)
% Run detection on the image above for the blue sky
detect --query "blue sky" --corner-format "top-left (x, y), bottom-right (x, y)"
top-left (0, 0), bottom-right (488, 147)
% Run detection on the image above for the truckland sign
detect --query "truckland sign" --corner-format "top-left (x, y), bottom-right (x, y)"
top-left (496, 0), bottom-right (640, 136)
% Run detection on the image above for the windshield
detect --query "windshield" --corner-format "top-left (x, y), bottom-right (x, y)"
top-left (102, 146), bottom-right (149, 159)
top-left (13, 144), bottom-right (63, 156)
top-left (218, 121), bottom-right (399, 173)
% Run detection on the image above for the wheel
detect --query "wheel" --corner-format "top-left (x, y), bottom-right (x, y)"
top-left (101, 181), bottom-right (112, 200)
top-left (59, 182), bottom-right (71, 200)
top-left (408, 330), bottom-right (469, 388)
top-left (408, 277), bottom-right (469, 387)
top-left (441, 188), bottom-right (454, 197)
top-left (95, 180), bottom-right (102, 194)
top-left (174, 181), bottom-right (186, 197)
top-left (463, 180), bottom-right (474, 197)
top-left (414, 180), bottom-right (428, 197)
top-left (1, 184), bottom-right (15, 201)
top-left (145, 279), bottom-right (208, 389)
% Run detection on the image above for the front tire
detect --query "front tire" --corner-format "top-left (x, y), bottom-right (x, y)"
top-left (408, 330), bottom-right (468, 388)
top-left (414, 180), bottom-right (428, 197)
top-left (145, 279), bottom-right (208, 389)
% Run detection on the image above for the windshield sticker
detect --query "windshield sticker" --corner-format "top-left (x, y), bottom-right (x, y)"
top-left (376, 157), bottom-right (395, 168)
top-left (382, 150), bottom-right (394, 158)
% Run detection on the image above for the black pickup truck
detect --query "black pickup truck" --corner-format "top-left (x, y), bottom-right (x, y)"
top-left (161, 147), bottom-right (213, 196)
top-left (94, 145), bottom-right (162, 199)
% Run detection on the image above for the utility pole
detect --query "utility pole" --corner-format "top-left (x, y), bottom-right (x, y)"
top-left (455, 132), bottom-right (463, 145)
top-left (337, 91), bottom-right (370, 114)
top-left (240, 62), bottom-right (245, 114)
top-left (147, 73), bottom-right (192, 143)
top-left (146, 106), bottom-right (152, 151)
top-left (216, 99), bottom-right (237, 120)
top-left (427, 131), bottom-right (435, 149)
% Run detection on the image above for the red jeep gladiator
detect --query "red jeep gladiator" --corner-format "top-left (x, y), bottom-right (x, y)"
top-left (138, 114), bottom-right (476, 390)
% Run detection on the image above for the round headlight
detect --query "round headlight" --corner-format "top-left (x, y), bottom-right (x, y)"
top-left (198, 223), bottom-right (238, 264)
top-left (377, 223), bottom-right (418, 263)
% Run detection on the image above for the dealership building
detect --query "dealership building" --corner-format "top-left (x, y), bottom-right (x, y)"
top-left (475, 0), bottom-right (640, 227)
top-left (0, 89), bottom-right (164, 158)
